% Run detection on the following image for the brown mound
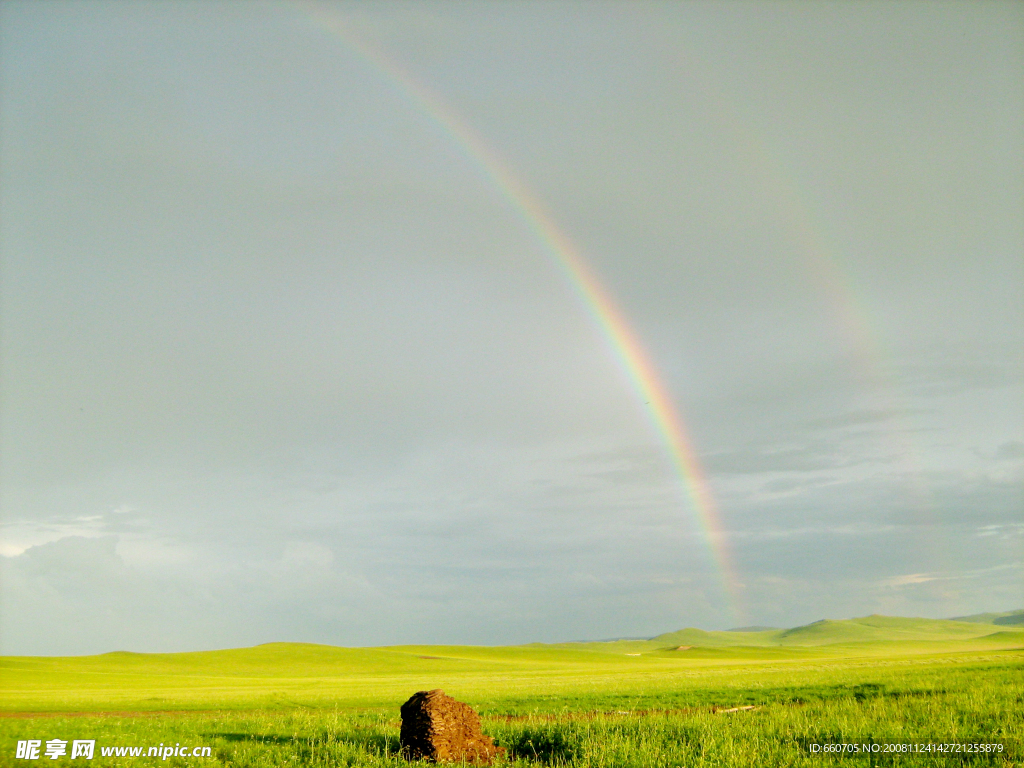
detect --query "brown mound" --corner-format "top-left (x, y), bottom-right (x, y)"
top-left (400, 689), bottom-right (505, 763)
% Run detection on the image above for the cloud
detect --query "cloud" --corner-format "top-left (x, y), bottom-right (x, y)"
top-left (801, 408), bottom-right (934, 431)
top-left (703, 444), bottom-right (855, 475)
top-left (996, 440), bottom-right (1024, 459)
top-left (877, 563), bottom-right (1024, 591)
top-left (0, 517), bottom-right (110, 557)
top-left (0, 533), bottom-right (382, 655)
top-left (975, 523), bottom-right (1024, 540)
top-left (879, 573), bottom-right (941, 588)
top-left (900, 358), bottom-right (1022, 398)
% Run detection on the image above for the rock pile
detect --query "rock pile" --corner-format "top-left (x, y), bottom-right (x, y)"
top-left (400, 689), bottom-right (505, 763)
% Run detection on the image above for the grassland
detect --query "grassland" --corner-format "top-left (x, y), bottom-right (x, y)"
top-left (1, 616), bottom-right (1022, 767)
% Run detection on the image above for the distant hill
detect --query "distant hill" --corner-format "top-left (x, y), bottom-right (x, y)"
top-left (726, 626), bottom-right (780, 632)
top-left (650, 627), bottom-right (778, 648)
top-left (948, 609), bottom-right (1024, 626)
top-left (771, 615), bottom-right (1002, 646)
top-left (554, 613), bottom-right (1024, 654)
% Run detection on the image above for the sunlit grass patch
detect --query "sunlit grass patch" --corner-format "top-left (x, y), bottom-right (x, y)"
top-left (1, 624), bottom-right (1021, 766)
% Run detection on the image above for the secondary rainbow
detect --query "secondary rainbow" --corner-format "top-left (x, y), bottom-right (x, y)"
top-left (673, 48), bottom-right (935, 525)
top-left (299, 5), bottom-right (743, 615)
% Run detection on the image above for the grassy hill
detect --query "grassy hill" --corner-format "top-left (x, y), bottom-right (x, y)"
top-left (554, 613), bottom-right (1023, 653)
top-left (1, 613), bottom-right (1021, 713)
top-left (949, 608), bottom-right (1024, 626)
top-left (774, 614), bottom-right (1010, 645)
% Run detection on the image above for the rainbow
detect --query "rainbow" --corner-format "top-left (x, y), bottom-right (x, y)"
top-left (298, 5), bottom-right (743, 616)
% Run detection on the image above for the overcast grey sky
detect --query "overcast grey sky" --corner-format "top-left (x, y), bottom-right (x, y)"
top-left (1, 1), bottom-right (1021, 655)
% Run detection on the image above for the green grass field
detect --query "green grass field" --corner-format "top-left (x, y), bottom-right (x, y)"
top-left (2, 616), bottom-right (1022, 767)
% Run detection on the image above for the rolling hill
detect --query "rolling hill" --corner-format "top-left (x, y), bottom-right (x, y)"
top-left (949, 608), bottom-right (1024, 626)
top-left (1, 612), bottom-right (1021, 712)
top-left (556, 612), bottom-right (1024, 653)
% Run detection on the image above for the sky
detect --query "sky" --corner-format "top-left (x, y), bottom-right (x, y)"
top-left (1, 0), bottom-right (1021, 656)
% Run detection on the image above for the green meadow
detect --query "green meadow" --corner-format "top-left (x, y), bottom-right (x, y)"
top-left (1, 615), bottom-right (1022, 767)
